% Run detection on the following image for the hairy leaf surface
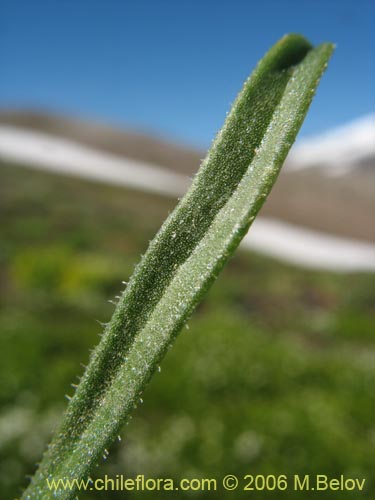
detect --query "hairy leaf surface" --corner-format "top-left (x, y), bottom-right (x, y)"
top-left (23, 34), bottom-right (333, 499)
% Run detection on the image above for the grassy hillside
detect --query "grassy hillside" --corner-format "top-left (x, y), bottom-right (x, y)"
top-left (0, 162), bottom-right (374, 499)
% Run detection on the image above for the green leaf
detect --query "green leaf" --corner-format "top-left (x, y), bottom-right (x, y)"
top-left (22, 34), bottom-right (334, 499)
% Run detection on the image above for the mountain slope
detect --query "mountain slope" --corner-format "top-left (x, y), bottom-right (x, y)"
top-left (0, 109), bottom-right (374, 243)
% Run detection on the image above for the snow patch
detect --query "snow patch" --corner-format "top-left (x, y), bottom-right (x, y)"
top-left (0, 124), bottom-right (373, 272)
top-left (287, 114), bottom-right (375, 174)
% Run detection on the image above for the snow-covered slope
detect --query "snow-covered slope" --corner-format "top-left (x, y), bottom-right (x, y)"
top-left (287, 114), bottom-right (375, 175)
top-left (0, 123), bottom-right (373, 272)
top-left (0, 125), bottom-right (189, 197)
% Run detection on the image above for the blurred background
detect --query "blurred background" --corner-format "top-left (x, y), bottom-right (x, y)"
top-left (0, 1), bottom-right (374, 498)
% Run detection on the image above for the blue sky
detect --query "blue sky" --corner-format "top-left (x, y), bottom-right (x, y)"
top-left (0, 0), bottom-right (374, 148)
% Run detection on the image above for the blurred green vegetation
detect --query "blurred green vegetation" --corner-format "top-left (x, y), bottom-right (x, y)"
top-left (0, 163), bottom-right (374, 499)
